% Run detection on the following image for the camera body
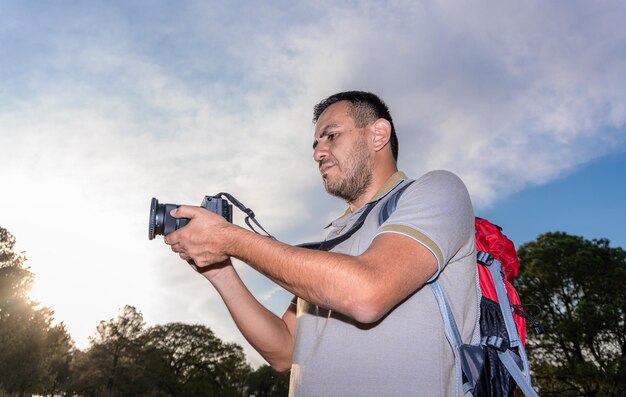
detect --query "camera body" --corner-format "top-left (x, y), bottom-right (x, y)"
top-left (148, 196), bottom-right (233, 240)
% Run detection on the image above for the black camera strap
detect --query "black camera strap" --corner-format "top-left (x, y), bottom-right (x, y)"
top-left (297, 202), bottom-right (378, 251)
top-left (298, 180), bottom-right (413, 252)
top-left (217, 192), bottom-right (275, 239)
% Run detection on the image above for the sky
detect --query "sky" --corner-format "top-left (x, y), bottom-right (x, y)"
top-left (1, 1), bottom-right (625, 367)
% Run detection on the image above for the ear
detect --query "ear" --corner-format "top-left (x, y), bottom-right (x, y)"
top-left (370, 118), bottom-right (392, 153)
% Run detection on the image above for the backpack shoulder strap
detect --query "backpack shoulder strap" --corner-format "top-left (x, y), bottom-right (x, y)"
top-left (378, 180), bottom-right (415, 225)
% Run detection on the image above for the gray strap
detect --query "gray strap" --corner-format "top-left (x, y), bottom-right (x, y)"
top-left (486, 259), bottom-right (534, 387)
top-left (430, 281), bottom-right (463, 348)
top-left (485, 259), bottom-right (521, 348)
top-left (430, 281), bottom-right (477, 397)
top-left (498, 350), bottom-right (539, 397)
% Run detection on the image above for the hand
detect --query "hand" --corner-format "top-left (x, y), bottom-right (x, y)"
top-left (163, 205), bottom-right (233, 267)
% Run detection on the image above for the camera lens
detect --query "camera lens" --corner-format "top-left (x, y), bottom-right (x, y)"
top-left (148, 198), bottom-right (191, 240)
top-left (148, 198), bottom-right (161, 240)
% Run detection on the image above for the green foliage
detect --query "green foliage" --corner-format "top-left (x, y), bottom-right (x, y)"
top-left (69, 308), bottom-right (254, 397)
top-left (245, 364), bottom-right (290, 397)
top-left (0, 227), bottom-right (74, 397)
top-left (0, 227), bottom-right (32, 307)
top-left (517, 232), bottom-right (626, 397)
top-left (69, 305), bottom-right (157, 397)
top-left (144, 322), bottom-right (251, 396)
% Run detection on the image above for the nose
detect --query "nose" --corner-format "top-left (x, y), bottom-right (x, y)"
top-left (313, 141), bottom-right (328, 163)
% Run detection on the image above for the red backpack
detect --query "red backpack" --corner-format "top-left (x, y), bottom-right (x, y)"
top-left (471, 217), bottom-right (541, 396)
top-left (475, 217), bottom-right (526, 346)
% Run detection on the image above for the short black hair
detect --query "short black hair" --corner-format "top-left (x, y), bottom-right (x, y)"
top-left (313, 91), bottom-right (398, 161)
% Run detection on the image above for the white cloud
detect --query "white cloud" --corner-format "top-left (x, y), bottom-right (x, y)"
top-left (286, 1), bottom-right (626, 206)
top-left (259, 285), bottom-right (286, 303)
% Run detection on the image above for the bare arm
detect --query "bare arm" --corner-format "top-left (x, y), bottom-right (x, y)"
top-left (167, 206), bottom-right (437, 324)
top-left (197, 260), bottom-right (296, 371)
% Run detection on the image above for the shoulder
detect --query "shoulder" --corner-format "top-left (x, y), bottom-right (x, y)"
top-left (403, 170), bottom-right (470, 200)
top-left (391, 170), bottom-right (474, 242)
top-left (414, 169), bottom-right (466, 186)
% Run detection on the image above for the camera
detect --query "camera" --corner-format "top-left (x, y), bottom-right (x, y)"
top-left (148, 196), bottom-right (233, 240)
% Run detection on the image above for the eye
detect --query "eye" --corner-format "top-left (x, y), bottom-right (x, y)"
top-left (313, 130), bottom-right (339, 150)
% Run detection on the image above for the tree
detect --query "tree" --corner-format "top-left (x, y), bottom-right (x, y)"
top-left (0, 227), bottom-right (31, 313)
top-left (70, 305), bottom-right (154, 397)
top-left (516, 232), bottom-right (626, 397)
top-left (245, 364), bottom-right (290, 397)
top-left (0, 226), bottom-right (74, 397)
top-left (144, 322), bottom-right (251, 397)
top-left (42, 324), bottom-right (76, 396)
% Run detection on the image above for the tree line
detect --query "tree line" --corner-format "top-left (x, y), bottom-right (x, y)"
top-left (1, 225), bottom-right (625, 396)
top-left (0, 227), bottom-right (288, 397)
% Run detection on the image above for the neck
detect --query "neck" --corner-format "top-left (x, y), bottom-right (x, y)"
top-left (347, 161), bottom-right (398, 212)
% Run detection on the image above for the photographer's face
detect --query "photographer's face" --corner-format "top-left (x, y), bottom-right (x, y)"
top-left (313, 101), bottom-right (373, 202)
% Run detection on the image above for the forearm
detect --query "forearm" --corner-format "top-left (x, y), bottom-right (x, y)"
top-left (223, 226), bottom-right (384, 322)
top-left (206, 265), bottom-right (294, 371)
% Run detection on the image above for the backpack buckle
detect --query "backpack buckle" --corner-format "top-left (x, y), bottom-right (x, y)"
top-left (477, 251), bottom-right (494, 266)
top-left (481, 335), bottom-right (510, 352)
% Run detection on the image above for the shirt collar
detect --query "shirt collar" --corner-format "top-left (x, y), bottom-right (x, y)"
top-left (366, 170), bottom-right (408, 204)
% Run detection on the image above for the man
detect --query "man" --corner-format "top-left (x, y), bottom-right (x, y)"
top-left (164, 91), bottom-right (479, 396)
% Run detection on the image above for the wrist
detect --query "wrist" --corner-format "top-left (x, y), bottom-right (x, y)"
top-left (203, 261), bottom-right (239, 290)
top-left (219, 223), bottom-right (246, 257)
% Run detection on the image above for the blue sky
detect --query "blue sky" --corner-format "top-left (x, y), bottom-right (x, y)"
top-left (481, 151), bottom-right (626, 250)
top-left (1, 1), bottom-right (625, 366)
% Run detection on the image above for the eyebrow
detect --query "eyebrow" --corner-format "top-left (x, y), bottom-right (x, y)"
top-left (312, 124), bottom-right (341, 150)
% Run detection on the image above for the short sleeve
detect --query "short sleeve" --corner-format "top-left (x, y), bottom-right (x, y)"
top-left (376, 170), bottom-right (475, 278)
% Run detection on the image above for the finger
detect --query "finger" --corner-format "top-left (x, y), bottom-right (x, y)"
top-left (170, 205), bottom-right (202, 219)
top-left (164, 230), bottom-right (184, 246)
top-left (169, 242), bottom-right (184, 253)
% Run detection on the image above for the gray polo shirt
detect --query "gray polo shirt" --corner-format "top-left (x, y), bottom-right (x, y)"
top-left (289, 170), bottom-right (479, 397)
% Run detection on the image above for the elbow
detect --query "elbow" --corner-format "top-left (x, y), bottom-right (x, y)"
top-left (269, 358), bottom-right (292, 373)
top-left (271, 362), bottom-right (292, 373)
top-left (346, 289), bottom-right (390, 324)
top-left (350, 305), bottom-right (387, 324)
top-left (265, 347), bottom-right (293, 373)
